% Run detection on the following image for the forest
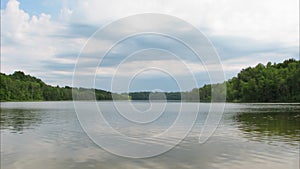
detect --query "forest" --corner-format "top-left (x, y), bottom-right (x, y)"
top-left (0, 58), bottom-right (299, 102)
top-left (226, 58), bottom-right (299, 102)
top-left (0, 71), bottom-right (112, 101)
top-left (130, 58), bottom-right (300, 102)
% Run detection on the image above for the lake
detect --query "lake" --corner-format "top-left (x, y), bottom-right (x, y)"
top-left (1, 102), bottom-right (299, 169)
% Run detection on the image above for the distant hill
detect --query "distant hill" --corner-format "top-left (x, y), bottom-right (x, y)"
top-left (225, 58), bottom-right (300, 102)
top-left (0, 71), bottom-right (112, 101)
top-left (0, 58), bottom-right (299, 102)
top-left (130, 58), bottom-right (300, 102)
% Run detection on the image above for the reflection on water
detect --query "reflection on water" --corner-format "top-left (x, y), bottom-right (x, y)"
top-left (0, 102), bottom-right (299, 169)
top-left (0, 109), bottom-right (42, 133)
top-left (235, 111), bottom-right (300, 144)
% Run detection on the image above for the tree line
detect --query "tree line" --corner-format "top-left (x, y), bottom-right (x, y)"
top-left (0, 71), bottom-right (112, 101)
top-left (225, 58), bottom-right (299, 102)
top-left (0, 58), bottom-right (299, 102)
top-left (130, 58), bottom-right (300, 102)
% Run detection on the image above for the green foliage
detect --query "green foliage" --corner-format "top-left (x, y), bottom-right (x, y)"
top-left (225, 58), bottom-right (300, 102)
top-left (194, 58), bottom-right (299, 102)
top-left (0, 72), bottom-right (112, 101)
top-left (129, 91), bottom-right (183, 100)
top-left (129, 92), bottom-right (151, 100)
top-left (0, 59), bottom-right (299, 102)
top-left (0, 72), bottom-right (44, 101)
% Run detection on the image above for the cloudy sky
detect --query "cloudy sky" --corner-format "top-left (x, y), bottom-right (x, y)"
top-left (1, 0), bottom-right (299, 92)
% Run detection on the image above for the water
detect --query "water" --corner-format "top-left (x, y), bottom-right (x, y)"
top-left (1, 102), bottom-right (299, 169)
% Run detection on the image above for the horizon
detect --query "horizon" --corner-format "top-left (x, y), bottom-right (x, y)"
top-left (1, 1), bottom-right (299, 167)
top-left (2, 58), bottom-right (298, 94)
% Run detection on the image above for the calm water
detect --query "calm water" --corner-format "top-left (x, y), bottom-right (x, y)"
top-left (1, 102), bottom-right (299, 169)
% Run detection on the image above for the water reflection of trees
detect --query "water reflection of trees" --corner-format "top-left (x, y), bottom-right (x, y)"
top-left (234, 111), bottom-right (300, 144)
top-left (0, 109), bottom-right (42, 133)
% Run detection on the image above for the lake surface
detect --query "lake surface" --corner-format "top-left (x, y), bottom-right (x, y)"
top-left (1, 102), bottom-right (299, 169)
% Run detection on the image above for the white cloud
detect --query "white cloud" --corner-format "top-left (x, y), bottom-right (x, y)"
top-left (1, 0), bottom-right (29, 40)
top-left (68, 0), bottom-right (299, 46)
top-left (59, 7), bottom-right (73, 22)
top-left (0, 0), bottom-right (299, 90)
top-left (1, 0), bottom-right (58, 43)
top-left (95, 59), bottom-right (230, 78)
top-left (0, 0), bottom-right (85, 86)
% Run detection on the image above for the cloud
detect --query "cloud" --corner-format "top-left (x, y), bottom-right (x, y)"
top-left (0, 0), bottom-right (86, 86)
top-left (59, 7), bottom-right (73, 22)
top-left (0, 0), bottom-right (299, 91)
top-left (68, 0), bottom-right (299, 46)
top-left (1, 0), bottom-right (61, 45)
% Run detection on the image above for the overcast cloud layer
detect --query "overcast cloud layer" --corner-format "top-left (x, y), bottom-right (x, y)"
top-left (1, 0), bottom-right (299, 91)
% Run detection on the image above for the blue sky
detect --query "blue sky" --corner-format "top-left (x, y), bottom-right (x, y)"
top-left (1, 0), bottom-right (299, 92)
top-left (1, 0), bottom-right (57, 16)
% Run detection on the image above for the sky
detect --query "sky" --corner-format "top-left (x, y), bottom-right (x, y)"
top-left (1, 0), bottom-right (299, 92)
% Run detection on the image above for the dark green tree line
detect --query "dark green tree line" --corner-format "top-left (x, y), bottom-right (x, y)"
top-left (1, 59), bottom-right (299, 102)
top-left (0, 71), bottom-right (112, 101)
top-left (225, 59), bottom-right (300, 102)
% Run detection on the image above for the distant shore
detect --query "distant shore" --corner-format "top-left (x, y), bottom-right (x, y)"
top-left (1, 59), bottom-right (299, 102)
